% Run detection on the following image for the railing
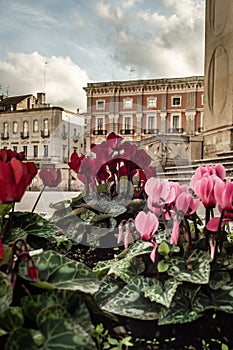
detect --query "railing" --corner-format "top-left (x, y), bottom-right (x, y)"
top-left (62, 132), bottom-right (68, 140)
top-left (120, 129), bottom-right (134, 135)
top-left (168, 128), bottom-right (184, 134)
top-left (144, 128), bottom-right (159, 135)
top-left (93, 129), bottom-right (107, 136)
top-left (20, 131), bottom-right (29, 139)
top-left (73, 135), bottom-right (80, 142)
top-left (41, 130), bottom-right (50, 138)
top-left (1, 132), bottom-right (9, 140)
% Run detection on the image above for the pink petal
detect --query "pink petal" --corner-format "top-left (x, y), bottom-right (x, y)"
top-left (206, 217), bottom-right (231, 231)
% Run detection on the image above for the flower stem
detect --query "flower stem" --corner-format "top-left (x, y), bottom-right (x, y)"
top-left (31, 185), bottom-right (46, 213)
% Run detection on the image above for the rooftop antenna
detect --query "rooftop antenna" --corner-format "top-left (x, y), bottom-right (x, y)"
top-left (44, 61), bottom-right (48, 93)
top-left (129, 68), bottom-right (135, 79)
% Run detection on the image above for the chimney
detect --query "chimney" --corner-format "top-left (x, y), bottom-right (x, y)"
top-left (37, 92), bottom-right (46, 105)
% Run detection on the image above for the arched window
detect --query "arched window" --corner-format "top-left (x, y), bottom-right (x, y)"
top-left (33, 120), bottom-right (39, 132)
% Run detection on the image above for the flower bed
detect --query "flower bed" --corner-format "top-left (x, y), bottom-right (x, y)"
top-left (0, 136), bottom-right (232, 349)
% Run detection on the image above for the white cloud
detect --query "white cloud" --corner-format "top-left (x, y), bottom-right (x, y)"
top-left (95, 0), bottom-right (204, 79)
top-left (0, 51), bottom-right (90, 112)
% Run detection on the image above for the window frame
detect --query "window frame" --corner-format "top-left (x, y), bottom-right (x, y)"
top-left (123, 98), bottom-right (133, 110)
top-left (147, 97), bottom-right (157, 108)
top-left (171, 96), bottom-right (182, 107)
top-left (96, 100), bottom-right (105, 110)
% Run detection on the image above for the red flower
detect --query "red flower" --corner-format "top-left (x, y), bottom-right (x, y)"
top-left (0, 149), bottom-right (37, 203)
top-left (68, 152), bottom-right (85, 173)
top-left (39, 168), bottom-right (62, 187)
top-left (0, 236), bottom-right (4, 260)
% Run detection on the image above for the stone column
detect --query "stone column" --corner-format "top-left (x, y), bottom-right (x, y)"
top-left (85, 115), bottom-right (91, 155)
top-left (108, 114), bottom-right (114, 133)
top-left (185, 111), bottom-right (196, 135)
top-left (160, 112), bottom-right (167, 134)
top-left (114, 114), bottom-right (119, 135)
top-left (136, 113), bottom-right (142, 141)
top-left (204, 0), bottom-right (233, 157)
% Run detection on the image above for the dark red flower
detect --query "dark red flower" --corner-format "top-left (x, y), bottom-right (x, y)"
top-left (0, 237), bottom-right (4, 260)
top-left (68, 152), bottom-right (85, 173)
top-left (0, 149), bottom-right (37, 203)
top-left (39, 168), bottom-right (62, 187)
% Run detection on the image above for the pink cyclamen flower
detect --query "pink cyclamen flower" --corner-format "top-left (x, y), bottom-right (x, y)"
top-left (145, 178), bottom-right (176, 215)
top-left (135, 211), bottom-right (159, 241)
top-left (190, 164), bottom-right (226, 190)
top-left (214, 178), bottom-right (233, 213)
top-left (193, 175), bottom-right (218, 208)
top-left (170, 192), bottom-right (200, 245)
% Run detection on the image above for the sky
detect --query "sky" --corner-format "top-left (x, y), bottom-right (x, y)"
top-left (0, 0), bottom-right (205, 113)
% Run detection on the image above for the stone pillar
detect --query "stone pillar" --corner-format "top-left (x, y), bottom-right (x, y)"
top-left (136, 113), bottom-right (142, 141)
top-left (160, 112), bottom-right (167, 134)
top-left (108, 114), bottom-right (114, 133)
top-left (204, 0), bottom-right (233, 157)
top-left (185, 111), bottom-right (196, 135)
top-left (114, 114), bottom-right (119, 135)
top-left (85, 115), bottom-right (91, 155)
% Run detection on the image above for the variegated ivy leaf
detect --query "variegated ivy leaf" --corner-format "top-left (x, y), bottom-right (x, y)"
top-left (83, 192), bottom-right (127, 216)
top-left (158, 284), bottom-right (201, 325)
top-left (144, 279), bottom-right (181, 308)
top-left (167, 250), bottom-right (211, 284)
top-left (5, 328), bottom-right (37, 350)
top-left (37, 305), bottom-right (97, 349)
top-left (18, 250), bottom-right (100, 294)
top-left (209, 270), bottom-right (231, 290)
top-left (215, 256), bottom-right (233, 270)
top-left (107, 256), bottom-right (145, 283)
top-left (0, 272), bottom-right (13, 315)
top-left (5, 305), bottom-right (96, 350)
top-left (123, 240), bottom-right (153, 259)
top-left (0, 307), bottom-right (24, 332)
top-left (21, 290), bottom-right (94, 334)
top-left (2, 212), bottom-right (60, 244)
top-left (101, 276), bottom-right (161, 320)
top-left (193, 282), bottom-right (233, 314)
top-left (95, 277), bottom-right (124, 308)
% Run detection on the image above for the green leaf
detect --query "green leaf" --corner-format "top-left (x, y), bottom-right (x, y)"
top-left (193, 282), bottom-right (233, 313)
top-left (157, 260), bottom-right (169, 273)
top-left (19, 250), bottom-right (100, 294)
top-left (5, 328), bottom-right (37, 350)
top-left (107, 256), bottom-right (145, 283)
top-left (0, 307), bottom-right (24, 332)
top-left (37, 305), bottom-right (96, 349)
top-left (2, 212), bottom-right (60, 244)
top-left (209, 271), bottom-right (231, 290)
top-left (144, 279), bottom-right (181, 308)
top-left (168, 250), bottom-right (211, 284)
top-left (159, 284), bottom-right (202, 325)
top-left (158, 242), bottom-right (170, 256)
top-left (95, 278), bottom-right (124, 308)
top-left (101, 277), bottom-right (161, 320)
top-left (0, 272), bottom-right (13, 315)
top-left (0, 204), bottom-right (12, 219)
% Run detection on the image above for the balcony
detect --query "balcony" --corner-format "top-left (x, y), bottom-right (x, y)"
top-left (41, 130), bottom-right (50, 138)
top-left (62, 132), bottom-right (68, 140)
top-left (73, 135), bottom-right (80, 142)
top-left (1, 132), bottom-right (9, 140)
top-left (144, 128), bottom-right (159, 135)
top-left (93, 129), bottom-right (107, 136)
top-left (20, 131), bottom-right (29, 139)
top-left (168, 128), bottom-right (184, 134)
top-left (120, 129), bottom-right (134, 135)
